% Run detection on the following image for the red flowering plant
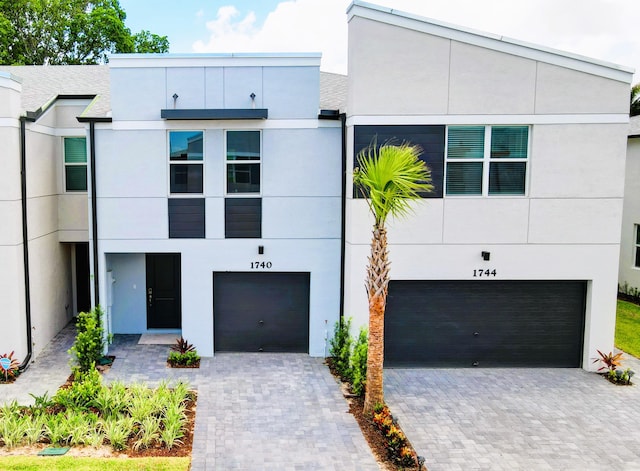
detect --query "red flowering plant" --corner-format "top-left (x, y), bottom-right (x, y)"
top-left (0, 351), bottom-right (20, 382)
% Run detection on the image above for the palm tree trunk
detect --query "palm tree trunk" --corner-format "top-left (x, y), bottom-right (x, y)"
top-left (363, 225), bottom-right (389, 416)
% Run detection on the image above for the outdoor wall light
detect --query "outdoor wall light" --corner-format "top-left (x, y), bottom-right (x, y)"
top-left (481, 251), bottom-right (490, 261)
top-left (172, 93), bottom-right (178, 108)
top-left (258, 245), bottom-right (264, 255)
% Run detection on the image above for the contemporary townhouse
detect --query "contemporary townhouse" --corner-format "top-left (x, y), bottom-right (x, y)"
top-left (0, 1), bottom-right (633, 371)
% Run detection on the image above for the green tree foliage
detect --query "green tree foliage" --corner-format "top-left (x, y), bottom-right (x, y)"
top-left (350, 327), bottom-right (368, 396)
top-left (68, 306), bottom-right (105, 374)
top-left (329, 317), bottom-right (353, 380)
top-left (632, 83), bottom-right (640, 117)
top-left (0, 0), bottom-right (169, 65)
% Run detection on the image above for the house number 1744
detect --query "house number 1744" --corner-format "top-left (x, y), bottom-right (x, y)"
top-left (251, 261), bottom-right (272, 269)
top-left (473, 268), bottom-right (497, 277)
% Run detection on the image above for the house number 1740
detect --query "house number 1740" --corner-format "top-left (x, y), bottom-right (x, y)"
top-left (251, 261), bottom-right (272, 269)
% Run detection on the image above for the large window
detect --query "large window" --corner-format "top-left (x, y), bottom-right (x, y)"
top-left (64, 137), bottom-right (87, 191)
top-left (225, 131), bottom-right (261, 238)
top-left (446, 126), bottom-right (528, 196)
top-left (168, 131), bottom-right (205, 239)
top-left (169, 131), bottom-right (204, 194)
top-left (635, 225), bottom-right (640, 268)
top-left (226, 131), bottom-right (261, 194)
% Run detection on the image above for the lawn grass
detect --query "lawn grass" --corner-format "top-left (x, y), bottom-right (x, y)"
top-left (615, 299), bottom-right (640, 358)
top-left (0, 456), bottom-right (190, 470)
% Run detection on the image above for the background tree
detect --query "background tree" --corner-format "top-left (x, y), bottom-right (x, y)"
top-left (353, 142), bottom-right (433, 415)
top-left (632, 83), bottom-right (640, 117)
top-left (0, 0), bottom-right (169, 65)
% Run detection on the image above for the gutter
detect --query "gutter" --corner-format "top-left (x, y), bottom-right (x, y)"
top-left (319, 110), bottom-right (347, 322)
top-left (339, 113), bottom-right (347, 321)
top-left (18, 117), bottom-right (33, 372)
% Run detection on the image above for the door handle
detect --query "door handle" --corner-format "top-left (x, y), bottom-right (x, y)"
top-left (148, 288), bottom-right (153, 306)
top-left (258, 320), bottom-right (264, 327)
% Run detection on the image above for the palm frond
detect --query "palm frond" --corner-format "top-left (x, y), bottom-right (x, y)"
top-left (354, 141), bottom-right (433, 226)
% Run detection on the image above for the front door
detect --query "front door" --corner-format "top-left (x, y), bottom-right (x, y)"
top-left (146, 253), bottom-right (181, 329)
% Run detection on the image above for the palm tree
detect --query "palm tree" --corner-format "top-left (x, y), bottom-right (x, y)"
top-left (353, 141), bottom-right (433, 415)
top-left (632, 83), bottom-right (640, 117)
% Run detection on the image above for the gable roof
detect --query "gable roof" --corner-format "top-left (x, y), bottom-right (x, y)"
top-left (0, 64), bottom-right (347, 118)
top-left (348, 1), bottom-right (634, 84)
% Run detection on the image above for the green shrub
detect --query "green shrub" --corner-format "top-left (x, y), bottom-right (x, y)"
top-left (53, 368), bottom-right (103, 411)
top-left (351, 327), bottom-right (368, 396)
top-left (69, 307), bottom-right (105, 374)
top-left (167, 350), bottom-right (200, 366)
top-left (329, 317), bottom-right (353, 380)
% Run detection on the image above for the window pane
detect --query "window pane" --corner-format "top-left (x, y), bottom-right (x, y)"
top-left (65, 165), bottom-right (87, 191)
top-left (636, 226), bottom-right (640, 245)
top-left (170, 131), bottom-right (203, 161)
top-left (227, 163), bottom-right (260, 193)
top-left (227, 131), bottom-right (260, 161)
top-left (64, 138), bottom-right (87, 163)
top-left (488, 162), bottom-right (526, 195)
top-left (170, 164), bottom-right (203, 193)
top-left (447, 126), bottom-right (484, 159)
top-left (636, 247), bottom-right (640, 268)
top-left (491, 126), bottom-right (528, 159)
top-left (446, 162), bottom-right (482, 195)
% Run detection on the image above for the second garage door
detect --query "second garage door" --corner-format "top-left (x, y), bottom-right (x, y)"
top-left (385, 280), bottom-right (586, 368)
top-left (213, 272), bottom-right (310, 353)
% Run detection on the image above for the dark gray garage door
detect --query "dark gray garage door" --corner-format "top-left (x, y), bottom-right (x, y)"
top-left (385, 280), bottom-right (586, 368)
top-left (213, 272), bottom-right (310, 353)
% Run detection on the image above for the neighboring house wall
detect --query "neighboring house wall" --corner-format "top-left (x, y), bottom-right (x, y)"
top-left (620, 132), bottom-right (640, 291)
top-left (0, 73), bottom-right (28, 360)
top-left (95, 55), bottom-right (341, 357)
top-left (344, 3), bottom-right (632, 369)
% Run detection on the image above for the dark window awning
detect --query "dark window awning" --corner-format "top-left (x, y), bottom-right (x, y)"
top-left (161, 109), bottom-right (268, 120)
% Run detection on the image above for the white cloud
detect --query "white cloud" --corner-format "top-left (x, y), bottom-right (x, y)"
top-left (192, 0), bottom-right (348, 73)
top-left (192, 0), bottom-right (639, 81)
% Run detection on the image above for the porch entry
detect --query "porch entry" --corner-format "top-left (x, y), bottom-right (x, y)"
top-left (146, 253), bottom-right (181, 329)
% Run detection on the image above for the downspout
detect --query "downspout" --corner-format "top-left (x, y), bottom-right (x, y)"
top-left (339, 113), bottom-right (347, 321)
top-left (18, 117), bottom-right (33, 372)
top-left (89, 121), bottom-right (99, 307)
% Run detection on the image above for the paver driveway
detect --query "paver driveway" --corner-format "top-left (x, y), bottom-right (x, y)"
top-left (385, 356), bottom-right (640, 471)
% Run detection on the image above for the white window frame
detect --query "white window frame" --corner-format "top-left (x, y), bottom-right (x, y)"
top-left (167, 130), bottom-right (205, 197)
top-left (634, 224), bottom-right (640, 268)
top-left (444, 125), bottom-right (530, 197)
top-left (63, 136), bottom-right (88, 193)
top-left (224, 129), bottom-right (262, 197)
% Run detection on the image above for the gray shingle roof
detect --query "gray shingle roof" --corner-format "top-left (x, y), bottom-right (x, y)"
top-left (0, 65), bottom-right (110, 117)
top-left (0, 65), bottom-right (347, 118)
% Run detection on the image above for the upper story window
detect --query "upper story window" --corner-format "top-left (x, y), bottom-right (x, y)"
top-left (445, 125), bottom-right (529, 196)
top-left (64, 137), bottom-right (87, 192)
top-left (226, 130), bottom-right (261, 194)
top-left (635, 225), bottom-right (640, 268)
top-left (169, 131), bottom-right (204, 194)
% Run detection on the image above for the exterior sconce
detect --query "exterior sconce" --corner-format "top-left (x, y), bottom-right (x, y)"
top-left (250, 92), bottom-right (256, 109)
top-left (258, 245), bottom-right (264, 255)
top-left (481, 251), bottom-right (490, 261)
top-left (172, 93), bottom-right (178, 108)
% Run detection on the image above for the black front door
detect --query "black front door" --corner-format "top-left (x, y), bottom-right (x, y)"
top-left (146, 253), bottom-right (181, 329)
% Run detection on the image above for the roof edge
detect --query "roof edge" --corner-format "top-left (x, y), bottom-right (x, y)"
top-left (109, 53), bottom-right (322, 69)
top-left (347, 1), bottom-right (634, 83)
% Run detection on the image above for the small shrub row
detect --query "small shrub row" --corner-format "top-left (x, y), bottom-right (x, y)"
top-left (372, 404), bottom-right (422, 468)
top-left (329, 318), bottom-right (368, 396)
top-left (68, 307), bottom-right (106, 375)
top-left (0, 371), bottom-right (193, 451)
top-left (618, 282), bottom-right (640, 305)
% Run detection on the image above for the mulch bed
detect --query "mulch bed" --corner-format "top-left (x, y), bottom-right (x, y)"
top-left (166, 360), bottom-right (200, 368)
top-left (326, 358), bottom-right (426, 471)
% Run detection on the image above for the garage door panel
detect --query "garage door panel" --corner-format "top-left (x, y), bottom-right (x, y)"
top-left (213, 272), bottom-right (310, 353)
top-left (385, 280), bottom-right (586, 367)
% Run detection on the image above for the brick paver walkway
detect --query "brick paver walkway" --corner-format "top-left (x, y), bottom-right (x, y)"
top-left (386, 355), bottom-right (640, 471)
top-left (6, 328), bottom-right (378, 470)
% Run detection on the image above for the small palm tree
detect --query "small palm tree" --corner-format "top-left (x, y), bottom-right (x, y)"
top-left (353, 141), bottom-right (433, 415)
top-left (631, 83), bottom-right (640, 117)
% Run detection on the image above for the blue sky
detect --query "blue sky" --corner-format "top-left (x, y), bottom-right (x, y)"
top-left (118, 0), bottom-right (639, 80)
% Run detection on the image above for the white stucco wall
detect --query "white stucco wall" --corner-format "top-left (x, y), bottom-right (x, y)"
top-left (95, 56), bottom-right (341, 357)
top-left (345, 4), bottom-right (632, 370)
top-left (619, 138), bottom-right (640, 290)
